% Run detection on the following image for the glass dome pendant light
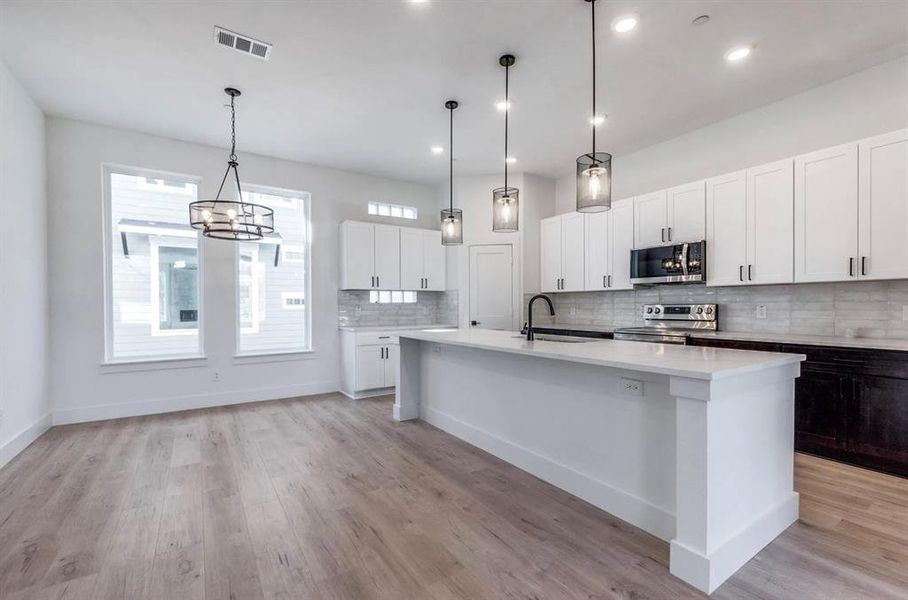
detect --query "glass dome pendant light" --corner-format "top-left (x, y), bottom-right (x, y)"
top-left (576, 0), bottom-right (612, 213)
top-left (189, 88), bottom-right (275, 240)
top-left (492, 54), bottom-right (519, 233)
top-left (440, 100), bottom-right (463, 245)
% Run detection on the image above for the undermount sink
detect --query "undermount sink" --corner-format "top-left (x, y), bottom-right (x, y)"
top-left (513, 334), bottom-right (592, 344)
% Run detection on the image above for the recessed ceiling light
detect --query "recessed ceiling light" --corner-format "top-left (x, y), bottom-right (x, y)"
top-left (506, 156), bottom-right (517, 164)
top-left (725, 45), bottom-right (753, 63)
top-left (431, 146), bottom-right (444, 154)
top-left (496, 100), bottom-right (511, 111)
top-left (408, 0), bottom-right (429, 4)
top-left (611, 14), bottom-right (638, 33)
top-left (589, 114), bottom-right (607, 126)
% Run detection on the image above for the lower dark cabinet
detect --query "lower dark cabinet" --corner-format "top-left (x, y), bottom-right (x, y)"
top-left (689, 337), bottom-right (908, 478)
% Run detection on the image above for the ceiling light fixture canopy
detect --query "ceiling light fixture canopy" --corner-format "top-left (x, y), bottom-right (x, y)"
top-left (189, 88), bottom-right (274, 240)
top-left (492, 54), bottom-right (519, 233)
top-left (441, 100), bottom-right (463, 246)
top-left (576, 0), bottom-right (612, 213)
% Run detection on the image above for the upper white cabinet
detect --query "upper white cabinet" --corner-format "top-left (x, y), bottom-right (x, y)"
top-left (794, 143), bottom-right (859, 282)
top-left (707, 161), bottom-right (794, 287)
top-left (540, 212), bottom-right (585, 292)
top-left (634, 182), bottom-right (705, 247)
top-left (400, 228), bottom-right (446, 290)
top-left (858, 129), bottom-right (908, 281)
top-left (341, 221), bottom-right (445, 290)
top-left (585, 198), bottom-right (635, 290)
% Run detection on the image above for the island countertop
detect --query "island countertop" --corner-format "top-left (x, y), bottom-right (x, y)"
top-left (398, 328), bottom-right (805, 381)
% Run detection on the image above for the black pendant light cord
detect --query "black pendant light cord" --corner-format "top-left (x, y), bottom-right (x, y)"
top-left (214, 92), bottom-right (246, 212)
top-left (591, 0), bottom-right (597, 157)
top-left (449, 103), bottom-right (454, 211)
top-left (504, 62), bottom-right (510, 190)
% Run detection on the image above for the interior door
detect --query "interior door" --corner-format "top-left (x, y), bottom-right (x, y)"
top-left (585, 211), bottom-right (608, 290)
top-left (399, 227), bottom-right (424, 290)
top-left (384, 344), bottom-right (399, 388)
top-left (355, 346), bottom-right (386, 391)
top-left (373, 224), bottom-right (401, 289)
top-left (634, 191), bottom-right (667, 248)
top-left (540, 216), bottom-right (562, 292)
top-left (668, 180), bottom-right (706, 243)
top-left (858, 129), bottom-right (908, 281)
top-left (748, 159), bottom-right (794, 284)
top-left (469, 244), bottom-right (513, 330)
top-left (422, 230), bottom-right (446, 291)
top-left (706, 171), bottom-right (747, 287)
top-left (608, 199), bottom-right (635, 290)
top-left (795, 143), bottom-right (858, 282)
top-left (342, 221), bottom-right (374, 289)
top-left (560, 212), bottom-right (585, 291)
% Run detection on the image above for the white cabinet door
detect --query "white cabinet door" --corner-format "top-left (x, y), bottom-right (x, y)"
top-left (422, 230), bottom-right (446, 291)
top-left (340, 221), bottom-right (375, 289)
top-left (858, 129), bottom-right (908, 281)
top-left (608, 199), bottom-right (635, 290)
top-left (584, 211), bottom-right (609, 290)
top-left (560, 212), bottom-right (585, 291)
top-left (795, 143), bottom-right (859, 282)
top-left (747, 159), bottom-right (794, 285)
top-left (399, 227), bottom-right (423, 290)
top-left (706, 171), bottom-right (747, 287)
top-left (355, 346), bottom-right (386, 391)
top-left (634, 191), bottom-right (668, 248)
top-left (373, 224), bottom-right (401, 289)
top-left (384, 344), bottom-right (399, 387)
top-left (540, 216), bottom-right (562, 293)
top-left (668, 181), bottom-right (706, 243)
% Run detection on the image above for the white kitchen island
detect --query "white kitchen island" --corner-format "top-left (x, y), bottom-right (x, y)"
top-left (393, 329), bottom-right (806, 594)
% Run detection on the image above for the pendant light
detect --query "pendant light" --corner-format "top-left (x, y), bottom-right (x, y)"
top-left (492, 54), bottom-right (519, 233)
top-left (440, 100), bottom-right (463, 245)
top-left (189, 88), bottom-right (275, 240)
top-left (576, 0), bottom-right (612, 213)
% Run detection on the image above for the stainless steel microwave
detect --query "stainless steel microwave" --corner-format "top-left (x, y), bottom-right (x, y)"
top-left (629, 241), bottom-right (706, 284)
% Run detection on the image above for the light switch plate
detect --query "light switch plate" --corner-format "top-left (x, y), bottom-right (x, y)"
top-left (756, 305), bottom-right (767, 319)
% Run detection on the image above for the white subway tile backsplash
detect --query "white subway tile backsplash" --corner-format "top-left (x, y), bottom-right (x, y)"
top-left (338, 290), bottom-right (458, 328)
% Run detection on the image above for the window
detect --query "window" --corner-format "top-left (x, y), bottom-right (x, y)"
top-left (367, 201), bottom-right (417, 220)
top-left (370, 290), bottom-right (417, 304)
top-left (104, 165), bottom-right (202, 361)
top-left (236, 185), bottom-right (311, 355)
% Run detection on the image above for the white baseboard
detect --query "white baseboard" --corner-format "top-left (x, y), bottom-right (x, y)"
top-left (422, 406), bottom-right (676, 542)
top-left (52, 380), bottom-right (339, 425)
top-left (670, 492), bottom-right (799, 594)
top-left (0, 413), bottom-right (52, 470)
top-left (338, 387), bottom-right (395, 400)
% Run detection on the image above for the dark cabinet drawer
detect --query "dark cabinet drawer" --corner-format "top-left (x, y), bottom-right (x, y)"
top-left (794, 369), bottom-right (851, 458)
top-left (850, 375), bottom-right (908, 477)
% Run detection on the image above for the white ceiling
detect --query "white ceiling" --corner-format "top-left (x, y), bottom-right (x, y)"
top-left (2, 1), bottom-right (906, 184)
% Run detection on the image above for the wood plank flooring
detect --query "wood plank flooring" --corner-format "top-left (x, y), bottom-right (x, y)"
top-left (1, 393), bottom-right (906, 599)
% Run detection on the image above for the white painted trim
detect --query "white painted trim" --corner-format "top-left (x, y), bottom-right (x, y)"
top-left (670, 492), bottom-right (799, 594)
top-left (0, 413), bottom-right (52, 470)
top-left (99, 355), bottom-right (208, 373)
top-left (422, 406), bottom-right (677, 542)
top-left (338, 387), bottom-right (395, 400)
top-left (52, 380), bottom-right (338, 425)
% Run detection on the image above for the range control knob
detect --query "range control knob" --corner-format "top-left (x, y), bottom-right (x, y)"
top-left (696, 307), bottom-right (704, 315)
top-left (646, 307), bottom-right (653, 314)
top-left (706, 307), bottom-right (714, 315)
top-left (654, 307), bottom-right (662, 314)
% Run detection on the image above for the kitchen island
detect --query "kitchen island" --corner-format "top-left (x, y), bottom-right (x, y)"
top-left (393, 328), bottom-right (805, 594)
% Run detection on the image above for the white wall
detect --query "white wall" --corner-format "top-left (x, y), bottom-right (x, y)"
top-left (0, 61), bottom-right (50, 467)
top-left (47, 118), bottom-right (437, 424)
top-left (555, 56), bottom-right (908, 212)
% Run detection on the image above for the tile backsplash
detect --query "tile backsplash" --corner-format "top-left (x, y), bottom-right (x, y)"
top-left (529, 280), bottom-right (908, 339)
top-left (338, 290), bottom-right (459, 328)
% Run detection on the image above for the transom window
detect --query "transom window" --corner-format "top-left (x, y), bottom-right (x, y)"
top-left (367, 201), bottom-right (417, 220)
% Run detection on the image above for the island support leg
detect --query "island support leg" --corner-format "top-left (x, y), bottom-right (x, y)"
top-left (393, 337), bottom-right (421, 422)
top-left (668, 366), bottom-right (800, 594)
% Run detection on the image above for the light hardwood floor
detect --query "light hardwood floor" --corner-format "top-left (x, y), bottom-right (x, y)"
top-left (0, 393), bottom-right (906, 599)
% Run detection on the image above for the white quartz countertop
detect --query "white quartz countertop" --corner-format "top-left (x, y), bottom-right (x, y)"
top-left (398, 328), bottom-right (804, 381)
top-left (338, 324), bottom-right (457, 332)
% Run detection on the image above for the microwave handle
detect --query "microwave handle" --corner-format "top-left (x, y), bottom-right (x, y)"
top-left (681, 243), bottom-right (689, 276)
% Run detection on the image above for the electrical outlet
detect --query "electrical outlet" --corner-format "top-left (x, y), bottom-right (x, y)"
top-left (433, 344), bottom-right (442, 354)
top-left (621, 378), bottom-right (643, 396)
top-left (212, 371), bottom-right (220, 382)
top-left (755, 305), bottom-right (767, 319)
top-left (569, 306), bottom-right (576, 317)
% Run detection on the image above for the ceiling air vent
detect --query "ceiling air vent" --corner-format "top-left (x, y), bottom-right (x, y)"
top-left (213, 26), bottom-right (272, 61)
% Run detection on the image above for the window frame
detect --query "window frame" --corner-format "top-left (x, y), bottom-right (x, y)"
top-left (234, 182), bottom-right (313, 358)
top-left (101, 163), bottom-right (206, 365)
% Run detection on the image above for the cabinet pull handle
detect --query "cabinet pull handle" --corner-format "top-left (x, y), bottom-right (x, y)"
top-left (377, 276), bottom-right (380, 287)
top-left (608, 275), bottom-right (612, 288)
top-left (848, 257), bottom-right (854, 277)
top-left (371, 276), bottom-right (375, 287)
top-left (861, 256), bottom-right (867, 276)
top-left (748, 265), bottom-right (753, 281)
top-left (378, 336), bottom-right (390, 339)
top-left (739, 265), bottom-right (744, 282)
top-left (661, 228), bottom-right (666, 243)
top-left (603, 275), bottom-right (607, 288)
top-left (668, 227), bottom-right (672, 241)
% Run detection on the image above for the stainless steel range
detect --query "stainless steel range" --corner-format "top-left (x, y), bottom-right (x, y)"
top-left (613, 303), bottom-right (717, 345)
